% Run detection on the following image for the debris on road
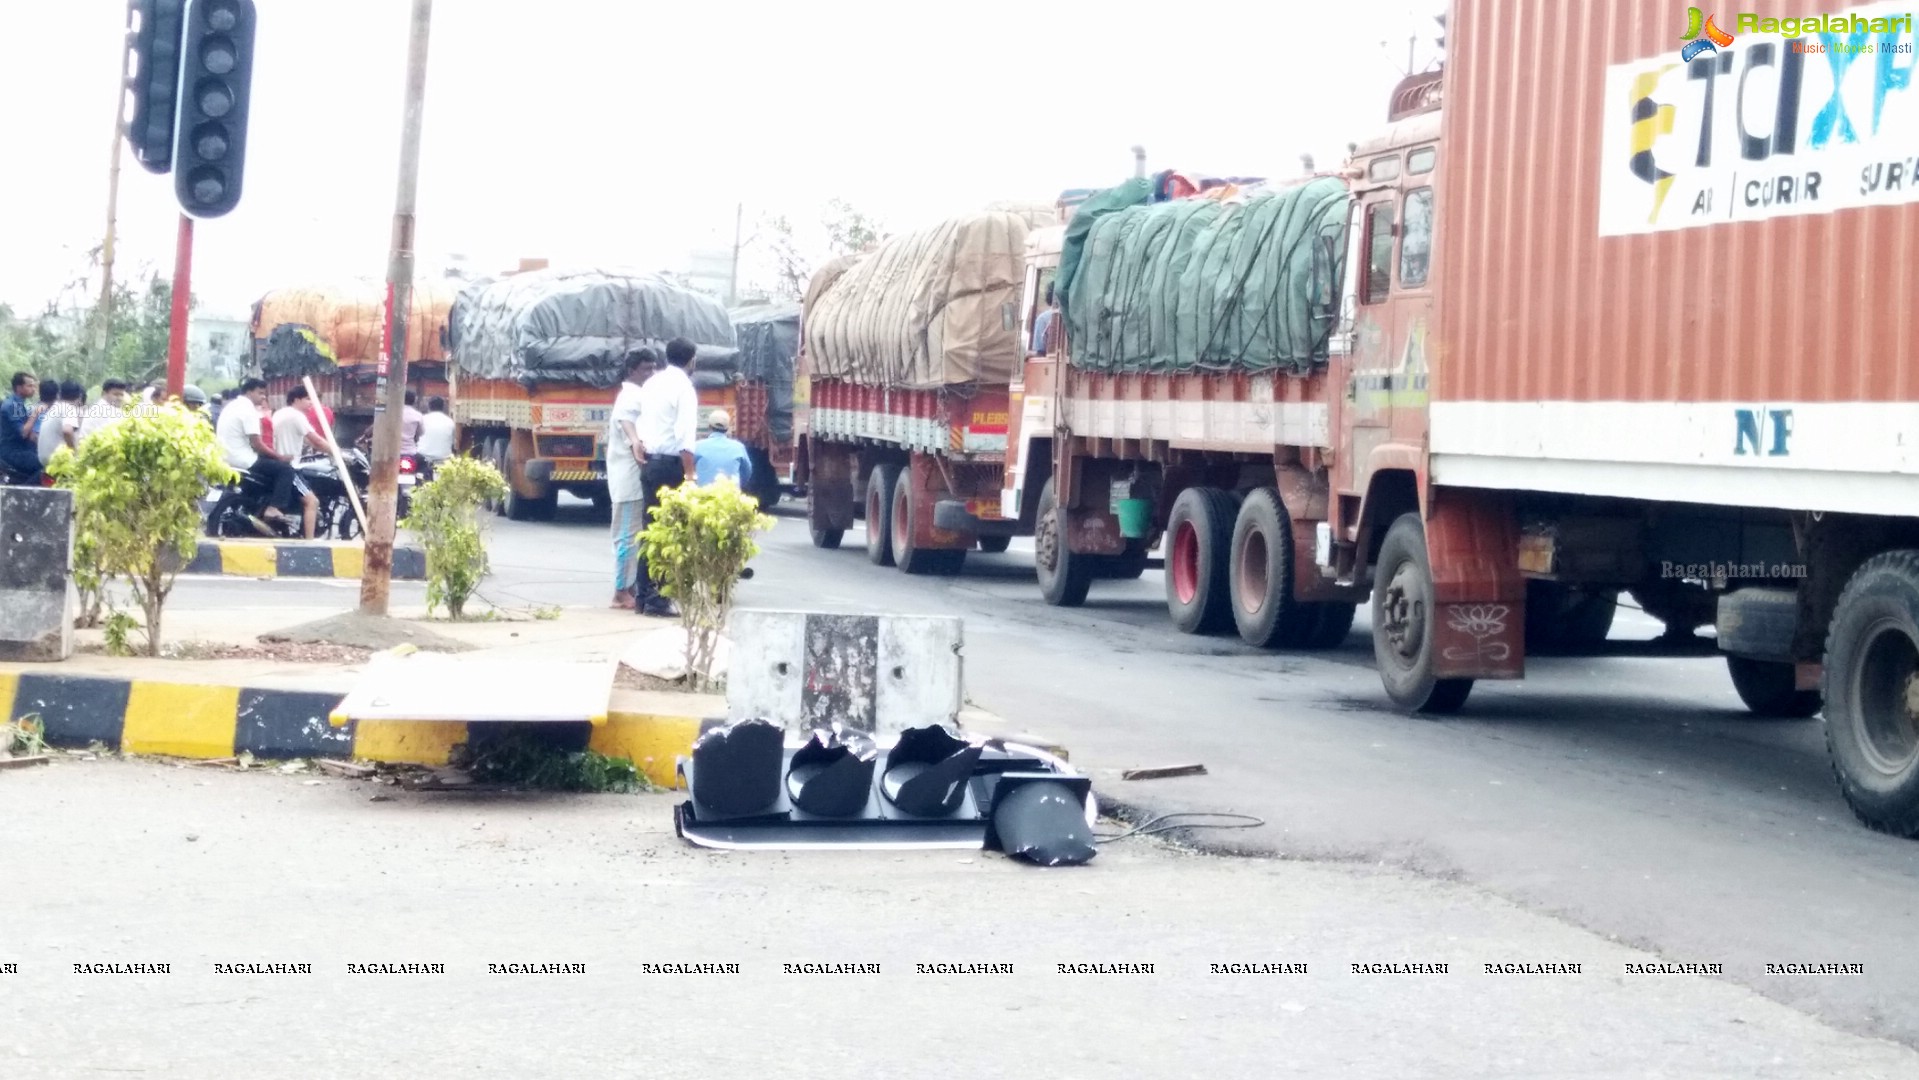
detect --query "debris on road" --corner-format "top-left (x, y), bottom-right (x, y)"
top-left (0, 755), bottom-right (50, 769)
top-left (1122, 764), bottom-right (1208, 782)
top-left (315, 759), bottom-right (376, 779)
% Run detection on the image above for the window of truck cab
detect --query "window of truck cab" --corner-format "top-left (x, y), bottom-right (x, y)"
top-left (1398, 187), bottom-right (1432, 290)
top-left (1362, 200), bottom-right (1394, 304)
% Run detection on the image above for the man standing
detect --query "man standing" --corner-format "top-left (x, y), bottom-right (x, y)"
top-left (37, 381), bottom-right (83, 466)
top-left (693, 409), bottom-right (753, 487)
top-left (78, 378), bottom-right (130, 442)
top-left (2, 372), bottom-right (44, 483)
top-left (629, 338), bottom-right (700, 618)
top-left (607, 349), bottom-right (659, 609)
top-left (419, 395), bottom-right (456, 476)
top-left (218, 377), bottom-right (313, 537)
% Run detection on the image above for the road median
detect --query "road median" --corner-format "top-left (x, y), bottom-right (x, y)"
top-left (179, 539), bottom-right (427, 580)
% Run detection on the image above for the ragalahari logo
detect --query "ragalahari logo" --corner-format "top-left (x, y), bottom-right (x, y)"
top-left (1680, 7), bottom-right (1736, 60)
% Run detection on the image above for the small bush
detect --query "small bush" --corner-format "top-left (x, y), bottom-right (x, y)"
top-left (402, 455), bottom-right (509, 620)
top-left (48, 404), bottom-right (237, 656)
top-left (638, 477), bottom-right (774, 691)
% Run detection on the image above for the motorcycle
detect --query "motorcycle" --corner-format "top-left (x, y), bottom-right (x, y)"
top-left (310, 449), bottom-right (413, 540)
top-left (205, 467), bottom-right (303, 539)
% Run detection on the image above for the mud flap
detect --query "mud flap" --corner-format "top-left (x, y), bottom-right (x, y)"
top-left (1424, 489), bottom-right (1526, 681)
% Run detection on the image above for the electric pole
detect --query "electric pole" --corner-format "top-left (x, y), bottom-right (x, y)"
top-left (728, 201), bottom-right (743, 307)
top-left (360, 0), bottom-right (434, 616)
top-left (98, 74), bottom-right (127, 367)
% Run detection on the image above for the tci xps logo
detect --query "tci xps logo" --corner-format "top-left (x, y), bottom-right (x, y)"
top-left (1680, 8), bottom-right (1736, 61)
top-left (1602, 2), bottom-right (1919, 236)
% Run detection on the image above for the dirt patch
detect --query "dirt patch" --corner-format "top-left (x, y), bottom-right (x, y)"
top-left (615, 664), bottom-right (688, 693)
top-left (79, 641), bottom-right (375, 665)
top-left (260, 612), bottom-right (474, 653)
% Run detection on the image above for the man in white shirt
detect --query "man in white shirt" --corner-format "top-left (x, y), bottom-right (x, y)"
top-left (418, 395), bottom-right (456, 475)
top-left (606, 349), bottom-right (657, 609)
top-left (628, 337), bottom-right (701, 617)
top-left (217, 377), bottom-right (316, 538)
top-left (273, 386), bottom-right (336, 462)
top-left (78, 378), bottom-right (130, 442)
top-left (36, 381), bottom-right (82, 465)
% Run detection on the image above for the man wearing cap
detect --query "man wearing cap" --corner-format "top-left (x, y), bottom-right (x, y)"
top-left (693, 409), bottom-right (753, 488)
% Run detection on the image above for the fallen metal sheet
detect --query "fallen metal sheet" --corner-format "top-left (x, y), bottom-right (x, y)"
top-left (328, 652), bottom-right (616, 725)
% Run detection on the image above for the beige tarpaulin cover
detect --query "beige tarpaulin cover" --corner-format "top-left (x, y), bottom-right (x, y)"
top-left (802, 211), bottom-right (1030, 390)
top-left (252, 280), bottom-right (456, 366)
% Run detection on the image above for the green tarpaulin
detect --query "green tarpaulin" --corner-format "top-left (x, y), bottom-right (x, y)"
top-left (1057, 177), bottom-right (1349, 376)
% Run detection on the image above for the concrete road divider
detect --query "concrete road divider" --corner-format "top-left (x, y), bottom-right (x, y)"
top-left (182, 540), bottom-right (427, 580)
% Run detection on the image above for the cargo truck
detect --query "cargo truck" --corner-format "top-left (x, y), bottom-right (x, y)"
top-left (798, 211), bottom-right (1035, 573)
top-left (253, 281), bottom-right (454, 447)
top-left (445, 268), bottom-right (740, 520)
top-left (728, 302), bottom-right (802, 509)
top-left (1003, 0), bottom-right (1919, 834)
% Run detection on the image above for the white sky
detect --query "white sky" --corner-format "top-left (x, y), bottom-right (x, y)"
top-left (0, 0), bottom-right (1444, 319)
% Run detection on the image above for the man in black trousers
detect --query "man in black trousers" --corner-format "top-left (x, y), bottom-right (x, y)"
top-left (629, 337), bottom-right (701, 617)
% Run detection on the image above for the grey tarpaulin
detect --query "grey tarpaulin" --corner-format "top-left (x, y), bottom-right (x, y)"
top-left (258, 323), bottom-right (340, 378)
top-left (447, 268), bottom-right (739, 387)
top-left (730, 302), bottom-right (799, 443)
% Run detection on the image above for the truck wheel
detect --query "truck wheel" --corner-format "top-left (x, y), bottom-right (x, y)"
top-left (978, 535), bottom-right (1012, 554)
top-left (1165, 487), bottom-right (1237, 635)
top-left (1725, 655), bottom-right (1820, 718)
top-left (505, 486), bottom-right (555, 522)
top-left (485, 438), bottom-right (508, 516)
top-left (1096, 539), bottom-right (1150, 581)
top-left (1228, 488), bottom-right (1319, 648)
top-left (748, 449), bottom-right (781, 510)
top-left (892, 468), bottom-right (965, 576)
top-left (1630, 581), bottom-right (1716, 639)
top-left (1372, 513), bottom-right (1474, 714)
top-left (865, 464), bottom-right (900, 567)
top-left (1822, 551), bottom-right (1919, 835)
top-left (1525, 580), bottom-right (1618, 648)
top-left (1035, 478), bottom-right (1092, 607)
top-left (1301, 602), bottom-right (1358, 649)
top-left (809, 522), bottom-right (843, 549)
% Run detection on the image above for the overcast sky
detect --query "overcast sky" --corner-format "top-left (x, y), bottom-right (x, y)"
top-left (1, 0), bottom-right (1443, 319)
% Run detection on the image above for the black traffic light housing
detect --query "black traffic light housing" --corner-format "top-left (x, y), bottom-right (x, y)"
top-left (124, 0), bottom-right (187, 174)
top-left (172, 0), bottom-right (257, 219)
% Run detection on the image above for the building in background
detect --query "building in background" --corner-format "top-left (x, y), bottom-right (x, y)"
top-left (189, 310), bottom-right (250, 383)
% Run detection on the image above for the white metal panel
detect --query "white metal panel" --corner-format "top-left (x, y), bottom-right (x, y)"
top-left (1063, 396), bottom-right (1330, 449)
top-left (875, 615), bottom-right (964, 734)
top-left (724, 609), bottom-right (807, 725)
top-left (331, 653), bottom-right (615, 724)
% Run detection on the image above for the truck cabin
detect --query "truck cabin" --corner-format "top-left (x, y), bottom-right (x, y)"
top-left (1333, 73), bottom-right (1442, 367)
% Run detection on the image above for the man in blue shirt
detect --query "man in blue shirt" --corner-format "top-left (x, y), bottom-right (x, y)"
top-left (2, 372), bottom-right (46, 483)
top-left (693, 410), bottom-right (753, 488)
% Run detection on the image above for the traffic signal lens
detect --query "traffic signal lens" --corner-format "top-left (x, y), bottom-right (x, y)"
top-left (187, 167), bottom-right (224, 206)
top-left (201, 34), bottom-right (235, 73)
top-left (191, 123), bottom-right (228, 162)
top-left (196, 77), bottom-right (232, 117)
top-left (205, 0), bottom-right (238, 31)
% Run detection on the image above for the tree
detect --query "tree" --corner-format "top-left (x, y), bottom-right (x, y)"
top-left (47, 403), bottom-right (238, 657)
top-left (0, 250), bottom-right (186, 391)
top-left (742, 201), bottom-right (886, 304)
top-left (402, 456), bottom-right (511, 620)
top-left (638, 478), bottom-right (774, 691)
top-left (823, 198), bottom-right (883, 255)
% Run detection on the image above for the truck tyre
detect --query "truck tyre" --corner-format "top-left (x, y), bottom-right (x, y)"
top-left (865, 464), bottom-right (900, 567)
top-left (505, 485), bottom-right (555, 522)
top-left (892, 468), bottom-right (966, 576)
top-left (1630, 580), bottom-right (1716, 639)
top-left (1035, 478), bottom-right (1092, 607)
top-left (1822, 551), bottom-right (1919, 835)
top-left (1725, 655), bottom-right (1820, 718)
top-left (747, 448), bottom-right (780, 510)
top-left (978, 535), bottom-right (1012, 554)
top-left (1372, 513), bottom-right (1474, 714)
top-left (1301, 602), bottom-right (1358, 649)
top-left (1229, 488), bottom-right (1316, 648)
top-left (1165, 487), bottom-right (1237, 635)
top-left (486, 438), bottom-right (508, 516)
top-left (1097, 539), bottom-right (1150, 581)
top-left (1525, 580), bottom-right (1618, 649)
top-left (809, 522), bottom-right (843, 549)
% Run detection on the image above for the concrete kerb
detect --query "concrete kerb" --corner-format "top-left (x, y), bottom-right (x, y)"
top-left (0, 662), bottom-right (718, 788)
top-left (176, 540), bottom-right (427, 581)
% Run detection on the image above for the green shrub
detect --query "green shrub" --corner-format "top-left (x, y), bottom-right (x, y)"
top-left (402, 456), bottom-right (509, 620)
top-left (638, 477), bottom-right (774, 691)
top-left (47, 404), bottom-right (237, 657)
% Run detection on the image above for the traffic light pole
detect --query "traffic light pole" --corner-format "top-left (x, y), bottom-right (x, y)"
top-left (166, 212), bottom-right (193, 399)
top-left (359, 0), bottom-right (434, 617)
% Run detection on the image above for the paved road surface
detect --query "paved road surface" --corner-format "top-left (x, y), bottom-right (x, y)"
top-left (168, 495), bottom-right (1919, 1048)
top-left (7, 761), bottom-right (1917, 1079)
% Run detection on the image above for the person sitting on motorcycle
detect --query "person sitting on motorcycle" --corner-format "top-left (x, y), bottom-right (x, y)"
top-left (273, 386), bottom-right (338, 465)
top-left (216, 377), bottom-right (317, 538)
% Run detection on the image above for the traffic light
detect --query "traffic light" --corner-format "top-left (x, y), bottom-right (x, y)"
top-left (124, 0), bottom-right (187, 173)
top-left (676, 720), bottom-right (1097, 865)
top-left (172, 0), bottom-right (257, 219)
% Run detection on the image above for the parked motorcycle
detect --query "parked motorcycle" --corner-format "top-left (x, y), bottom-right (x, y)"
top-left (309, 449), bottom-right (411, 539)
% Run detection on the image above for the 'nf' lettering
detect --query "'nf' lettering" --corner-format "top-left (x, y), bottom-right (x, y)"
top-left (1734, 407), bottom-right (1794, 456)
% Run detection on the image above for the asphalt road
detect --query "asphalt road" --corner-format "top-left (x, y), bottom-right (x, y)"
top-left (167, 494), bottom-right (1919, 1049)
top-left (8, 760), bottom-right (1917, 1079)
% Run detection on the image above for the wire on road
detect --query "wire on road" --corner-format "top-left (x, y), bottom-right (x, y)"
top-left (1096, 812), bottom-right (1266, 843)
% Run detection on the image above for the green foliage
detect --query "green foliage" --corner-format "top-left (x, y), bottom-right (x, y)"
top-left (0, 262), bottom-right (186, 389)
top-left (638, 477), bottom-right (774, 691)
top-left (452, 731), bottom-right (658, 793)
top-left (103, 611), bottom-right (138, 657)
top-left (403, 455), bottom-right (509, 620)
top-left (47, 403), bottom-right (236, 657)
top-left (3, 714), bottom-right (48, 757)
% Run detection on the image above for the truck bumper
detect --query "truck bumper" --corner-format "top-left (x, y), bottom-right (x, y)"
top-left (525, 459), bottom-right (605, 484)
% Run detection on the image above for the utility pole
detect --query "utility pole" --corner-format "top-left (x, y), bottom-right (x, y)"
top-left (360, 0), bottom-right (434, 617)
top-left (97, 78), bottom-right (127, 367)
top-left (1132, 145), bottom-right (1146, 179)
top-left (728, 201), bottom-right (743, 307)
top-left (166, 215), bottom-right (192, 397)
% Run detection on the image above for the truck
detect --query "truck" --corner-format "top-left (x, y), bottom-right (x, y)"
top-left (727, 302), bottom-right (802, 509)
top-left (797, 210), bottom-right (1048, 573)
top-left (253, 281), bottom-right (455, 447)
top-left (1000, 0), bottom-right (1919, 835)
top-left (444, 268), bottom-right (740, 520)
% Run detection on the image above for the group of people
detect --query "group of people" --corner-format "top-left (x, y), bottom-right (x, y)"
top-left (1, 371), bottom-right (169, 486)
top-left (607, 338), bottom-right (754, 618)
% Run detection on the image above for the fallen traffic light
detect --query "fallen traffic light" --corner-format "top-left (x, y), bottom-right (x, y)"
top-left (172, 0), bottom-right (257, 218)
top-left (125, 0), bottom-right (187, 173)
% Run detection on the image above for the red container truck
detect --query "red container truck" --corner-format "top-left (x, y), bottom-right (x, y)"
top-left (1003, 0), bottom-right (1919, 834)
top-left (798, 211), bottom-right (1034, 572)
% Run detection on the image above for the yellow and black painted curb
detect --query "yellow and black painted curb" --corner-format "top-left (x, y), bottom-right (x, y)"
top-left (0, 671), bottom-right (701, 788)
top-left (183, 540), bottom-right (426, 580)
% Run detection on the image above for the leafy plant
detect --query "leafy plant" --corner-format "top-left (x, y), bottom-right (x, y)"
top-left (638, 477), bottom-right (774, 692)
top-left (47, 403), bottom-right (237, 657)
top-left (3, 714), bottom-right (48, 757)
top-left (103, 611), bottom-right (138, 657)
top-left (71, 528), bottom-right (107, 629)
top-left (452, 731), bottom-right (658, 793)
top-left (402, 456), bottom-right (509, 620)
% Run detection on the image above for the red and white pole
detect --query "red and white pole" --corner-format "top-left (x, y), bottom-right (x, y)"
top-left (166, 212), bottom-right (194, 399)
